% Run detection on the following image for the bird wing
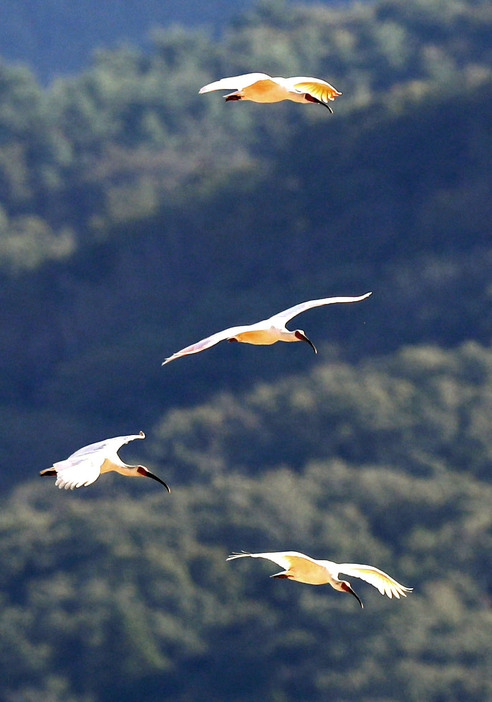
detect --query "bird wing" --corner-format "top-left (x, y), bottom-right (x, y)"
top-left (337, 563), bottom-right (413, 599)
top-left (69, 432), bottom-right (145, 459)
top-left (52, 454), bottom-right (103, 490)
top-left (288, 77), bottom-right (342, 102)
top-left (270, 292), bottom-right (372, 325)
top-left (227, 550), bottom-right (317, 571)
top-left (162, 325), bottom-right (250, 365)
top-left (50, 432), bottom-right (145, 489)
top-left (199, 73), bottom-right (272, 93)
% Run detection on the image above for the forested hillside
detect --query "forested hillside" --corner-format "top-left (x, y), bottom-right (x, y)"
top-left (1, 0), bottom-right (491, 477)
top-left (1, 343), bottom-right (491, 701)
top-left (0, 0), bottom-right (253, 81)
top-left (0, 0), bottom-right (349, 82)
top-left (0, 0), bottom-right (491, 700)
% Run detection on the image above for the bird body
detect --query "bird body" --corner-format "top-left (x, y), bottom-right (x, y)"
top-left (162, 293), bottom-right (372, 365)
top-left (40, 432), bottom-right (170, 492)
top-left (199, 73), bottom-right (341, 112)
top-left (227, 551), bottom-right (412, 608)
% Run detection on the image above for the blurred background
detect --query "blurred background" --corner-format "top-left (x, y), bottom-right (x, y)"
top-left (0, 0), bottom-right (491, 700)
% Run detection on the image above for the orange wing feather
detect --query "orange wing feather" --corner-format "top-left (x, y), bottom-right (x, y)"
top-left (294, 81), bottom-right (342, 102)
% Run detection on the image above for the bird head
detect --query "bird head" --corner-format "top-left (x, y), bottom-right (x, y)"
top-left (339, 580), bottom-right (364, 608)
top-left (294, 330), bottom-right (317, 354)
top-left (136, 465), bottom-right (171, 493)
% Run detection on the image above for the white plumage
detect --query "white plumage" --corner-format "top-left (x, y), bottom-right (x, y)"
top-left (199, 72), bottom-right (342, 112)
top-left (40, 432), bottom-right (170, 492)
top-left (227, 551), bottom-right (412, 608)
top-left (162, 293), bottom-right (372, 365)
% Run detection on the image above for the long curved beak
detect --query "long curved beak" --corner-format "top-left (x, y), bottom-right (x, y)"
top-left (305, 94), bottom-right (334, 114)
top-left (138, 467), bottom-right (171, 493)
top-left (345, 584), bottom-right (364, 609)
top-left (298, 332), bottom-right (317, 354)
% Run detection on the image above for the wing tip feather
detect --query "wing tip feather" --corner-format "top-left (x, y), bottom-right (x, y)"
top-left (226, 551), bottom-right (251, 561)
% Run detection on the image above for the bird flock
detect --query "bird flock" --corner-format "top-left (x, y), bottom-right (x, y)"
top-left (41, 72), bottom-right (412, 610)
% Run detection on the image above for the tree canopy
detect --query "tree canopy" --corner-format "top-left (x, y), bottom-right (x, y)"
top-left (1, 341), bottom-right (491, 701)
top-left (0, 0), bottom-right (491, 700)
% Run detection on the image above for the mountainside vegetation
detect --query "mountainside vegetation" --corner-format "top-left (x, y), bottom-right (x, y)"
top-left (1, 0), bottom-right (358, 82)
top-left (0, 0), bottom-right (491, 700)
top-left (1, 341), bottom-right (491, 701)
top-left (1, 0), bottom-right (491, 477)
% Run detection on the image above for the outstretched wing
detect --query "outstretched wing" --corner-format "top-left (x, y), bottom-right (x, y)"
top-left (289, 77), bottom-right (342, 102)
top-left (227, 550), bottom-right (316, 571)
top-left (69, 432), bottom-right (145, 459)
top-left (199, 73), bottom-right (272, 94)
top-left (270, 292), bottom-right (372, 325)
top-left (337, 563), bottom-right (412, 599)
top-left (162, 325), bottom-right (250, 365)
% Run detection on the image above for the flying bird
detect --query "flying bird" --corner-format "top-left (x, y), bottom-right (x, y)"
top-left (40, 432), bottom-right (170, 492)
top-left (199, 73), bottom-right (341, 112)
top-left (227, 551), bottom-right (412, 608)
top-left (162, 292), bottom-right (371, 365)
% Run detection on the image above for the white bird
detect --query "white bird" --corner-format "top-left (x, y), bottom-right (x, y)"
top-left (199, 72), bottom-right (342, 113)
top-left (227, 551), bottom-right (412, 608)
top-left (162, 292), bottom-right (371, 365)
top-left (40, 431), bottom-right (170, 492)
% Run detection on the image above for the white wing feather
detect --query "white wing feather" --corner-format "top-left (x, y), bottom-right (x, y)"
top-left (53, 455), bottom-right (103, 490)
top-left (227, 550), bottom-right (314, 570)
top-left (284, 76), bottom-right (334, 86)
top-left (49, 432), bottom-right (145, 490)
top-left (270, 292), bottom-right (372, 325)
top-left (337, 563), bottom-right (412, 599)
top-left (69, 432), bottom-right (145, 459)
top-left (199, 73), bottom-right (272, 94)
top-left (162, 325), bottom-right (252, 365)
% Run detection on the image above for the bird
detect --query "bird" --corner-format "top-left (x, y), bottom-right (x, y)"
top-left (199, 72), bottom-right (342, 113)
top-left (226, 551), bottom-right (412, 608)
top-left (162, 292), bottom-right (372, 365)
top-left (40, 431), bottom-right (170, 492)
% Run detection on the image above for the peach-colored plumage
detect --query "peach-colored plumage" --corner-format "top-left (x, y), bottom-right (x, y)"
top-left (199, 73), bottom-right (341, 112)
top-left (227, 550), bottom-right (412, 608)
top-left (162, 293), bottom-right (372, 365)
top-left (40, 432), bottom-right (170, 492)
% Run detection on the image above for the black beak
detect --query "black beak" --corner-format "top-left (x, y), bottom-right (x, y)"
top-left (346, 584), bottom-right (364, 609)
top-left (305, 94), bottom-right (334, 114)
top-left (298, 332), bottom-right (317, 354)
top-left (147, 471), bottom-right (171, 493)
top-left (138, 467), bottom-right (171, 493)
